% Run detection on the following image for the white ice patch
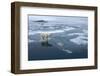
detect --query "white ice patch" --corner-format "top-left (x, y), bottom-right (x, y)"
top-left (68, 30), bottom-right (88, 45)
top-left (67, 33), bottom-right (84, 36)
top-left (70, 36), bottom-right (87, 45)
top-left (63, 27), bottom-right (75, 31)
top-left (57, 42), bottom-right (72, 53)
top-left (62, 49), bottom-right (72, 53)
top-left (29, 27), bottom-right (75, 35)
top-left (57, 42), bottom-right (64, 46)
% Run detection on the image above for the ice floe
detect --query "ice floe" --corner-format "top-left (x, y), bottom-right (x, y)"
top-left (62, 49), bottom-right (72, 53)
top-left (70, 36), bottom-right (87, 45)
top-left (29, 27), bottom-right (75, 35)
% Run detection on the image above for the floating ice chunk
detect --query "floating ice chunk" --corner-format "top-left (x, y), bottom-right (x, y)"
top-left (70, 36), bottom-right (87, 45)
top-left (57, 42), bottom-right (64, 46)
top-left (62, 49), bottom-right (72, 53)
top-left (79, 35), bottom-right (87, 40)
top-left (67, 33), bottom-right (84, 36)
top-left (57, 42), bottom-right (72, 53)
top-left (29, 26), bottom-right (75, 35)
top-left (63, 27), bottom-right (75, 31)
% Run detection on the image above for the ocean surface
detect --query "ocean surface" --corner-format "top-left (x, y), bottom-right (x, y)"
top-left (28, 15), bottom-right (88, 61)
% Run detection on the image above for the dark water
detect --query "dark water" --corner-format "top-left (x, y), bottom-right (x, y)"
top-left (28, 41), bottom-right (88, 61)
